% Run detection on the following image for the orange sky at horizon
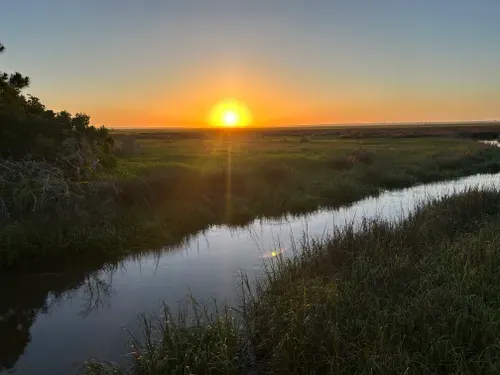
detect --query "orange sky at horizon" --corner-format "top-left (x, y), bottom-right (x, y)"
top-left (53, 59), bottom-right (498, 128)
top-left (53, 66), bottom-right (500, 128)
top-left (69, 66), bottom-right (328, 127)
top-left (81, 92), bottom-right (500, 129)
top-left (4, 1), bottom-right (500, 129)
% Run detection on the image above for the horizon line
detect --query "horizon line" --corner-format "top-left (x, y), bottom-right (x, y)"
top-left (108, 119), bottom-right (500, 130)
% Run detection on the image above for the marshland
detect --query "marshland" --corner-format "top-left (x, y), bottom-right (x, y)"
top-left (2, 1), bottom-right (500, 373)
top-left (4, 99), bottom-right (500, 373)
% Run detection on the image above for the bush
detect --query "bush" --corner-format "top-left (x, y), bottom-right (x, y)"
top-left (0, 41), bottom-right (117, 227)
top-left (0, 43), bottom-right (114, 170)
top-left (0, 159), bottom-right (72, 219)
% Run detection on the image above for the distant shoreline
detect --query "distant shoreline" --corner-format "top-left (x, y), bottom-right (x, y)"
top-left (110, 120), bottom-right (500, 131)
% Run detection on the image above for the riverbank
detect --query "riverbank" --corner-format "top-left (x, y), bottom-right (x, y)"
top-left (2, 137), bottom-right (500, 270)
top-left (85, 188), bottom-right (500, 374)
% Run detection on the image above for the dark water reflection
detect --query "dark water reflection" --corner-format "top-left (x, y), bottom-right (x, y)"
top-left (0, 265), bottom-right (114, 373)
top-left (2, 172), bottom-right (500, 374)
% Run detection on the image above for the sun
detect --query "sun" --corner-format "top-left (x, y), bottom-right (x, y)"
top-left (209, 99), bottom-right (251, 127)
top-left (223, 111), bottom-right (238, 126)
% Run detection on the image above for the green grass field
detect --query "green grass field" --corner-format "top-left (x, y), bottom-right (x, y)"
top-left (85, 189), bottom-right (500, 374)
top-left (2, 133), bottom-right (500, 270)
top-left (110, 135), bottom-right (497, 178)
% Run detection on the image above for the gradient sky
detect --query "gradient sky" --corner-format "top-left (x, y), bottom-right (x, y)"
top-left (1, 0), bottom-right (499, 127)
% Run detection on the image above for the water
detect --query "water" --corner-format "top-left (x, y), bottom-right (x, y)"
top-left (2, 172), bottom-right (500, 374)
top-left (480, 140), bottom-right (500, 147)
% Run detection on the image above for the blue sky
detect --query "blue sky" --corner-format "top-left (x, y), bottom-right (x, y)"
top-left (1, 0), bottom-right (499, 126)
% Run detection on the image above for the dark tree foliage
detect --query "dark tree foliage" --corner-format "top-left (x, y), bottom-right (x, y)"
top-left (0, 43), bottom-right (113, 164)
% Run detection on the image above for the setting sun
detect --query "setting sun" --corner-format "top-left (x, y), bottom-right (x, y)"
top-left (223, 111), bottom-right (238, 126)
top-left (209, 99), bottom-right (252, 127)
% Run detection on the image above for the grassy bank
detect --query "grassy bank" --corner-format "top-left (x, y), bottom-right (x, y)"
top-left (2, 136), bottom-right (500, 270)
top-left (85, 189), bottom-right (500, 374)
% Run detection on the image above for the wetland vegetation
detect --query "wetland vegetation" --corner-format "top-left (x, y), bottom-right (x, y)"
top-left (4, 129), bottom-right (500, 270)
top-left (85, 189), bottom-right (500, 374)
top-left (4, 40), bottom-right (500, 375)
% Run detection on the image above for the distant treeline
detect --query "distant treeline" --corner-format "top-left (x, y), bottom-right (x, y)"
top-left (113, 124), bottom-right (500, 141)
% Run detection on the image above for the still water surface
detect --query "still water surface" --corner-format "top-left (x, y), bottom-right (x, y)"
top-left (2, 172), bottom-right (500, 374)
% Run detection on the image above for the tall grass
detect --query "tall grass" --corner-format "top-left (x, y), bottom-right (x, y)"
top-left (3, 138), bottom-right (500, 270)
top-left (0, 159), bottom-right (73, 218)
top-left (248, 189), bottom-right (500, 374)
top-left (84, 189), bottom-right (500, 374)
top-left (0, 143), bottom-right (110, 220)
top-left (84, 301), bottom-right (246, 375)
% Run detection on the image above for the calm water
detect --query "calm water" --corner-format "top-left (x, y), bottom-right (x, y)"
top-left (2, 172), bottom-right (500, 374)
top-left (480, 140), bottom-right (500, 147)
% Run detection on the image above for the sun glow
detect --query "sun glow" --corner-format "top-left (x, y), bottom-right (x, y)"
top-left (209, 99), bottom-right (252, 127)
top-left (223, 111), bottom-right (238, 126)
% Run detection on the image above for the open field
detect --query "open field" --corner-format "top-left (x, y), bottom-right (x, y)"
top-left (111, 122), bottom-right (500, 142)
top-left (2, 129), bottom-right (500, 270)
top-left (85, 189), bottom-right (500, 374)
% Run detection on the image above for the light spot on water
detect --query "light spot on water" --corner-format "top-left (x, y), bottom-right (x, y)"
top-left (263, 248), bottom-right (285, 259)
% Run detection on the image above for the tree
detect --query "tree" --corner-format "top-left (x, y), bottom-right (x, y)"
top-left (0, 44), bottom-right (30, 91)
top-left (0, 42), bottom-right (114, 170)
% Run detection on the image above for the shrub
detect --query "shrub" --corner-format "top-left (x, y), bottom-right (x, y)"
top-left (0, 43), bottom-right (114, 169)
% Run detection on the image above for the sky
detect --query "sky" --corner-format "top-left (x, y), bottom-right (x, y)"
top-left (1, 0), bottom-right (499, 127)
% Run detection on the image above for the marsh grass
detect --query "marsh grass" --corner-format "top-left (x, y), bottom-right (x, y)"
top-left (247, 190), bottom-right (500, 374)
top-left (0, 159), bottom-right (74, 218)
top-left (84, 300), bottom-right (246, 375)
top-left (3, 137), bottom-right (500, 270)
top-left (84, 189), bottom-right (500, 374)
